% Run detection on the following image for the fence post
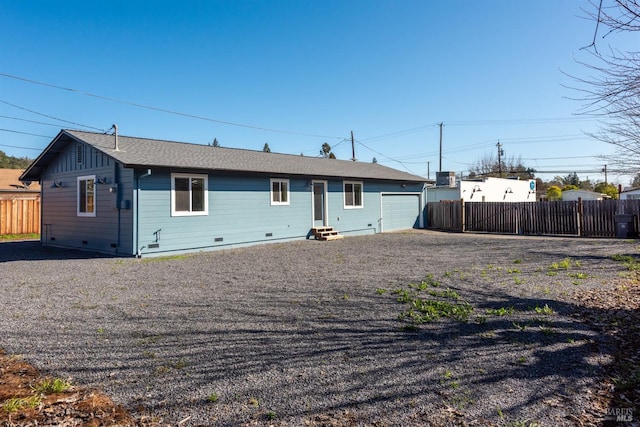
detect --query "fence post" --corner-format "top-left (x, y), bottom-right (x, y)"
top-left (460, 198), bottom-right (465, 232)
top-left (577, 197), bottom-right (583, 236)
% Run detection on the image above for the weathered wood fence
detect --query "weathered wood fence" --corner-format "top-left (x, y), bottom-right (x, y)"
top-left (427, 199), bottom-right (640, 238)
top-left (0, 199), bottom-right (41, 235)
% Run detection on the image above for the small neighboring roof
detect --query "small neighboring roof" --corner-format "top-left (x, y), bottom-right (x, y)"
top-left (22, 129), bottom-right (427, 183)
top-left (621, 187), bottom-right (640, 193)
top-left (562, 189), bottom-right (611, 199)
top-left (0, 168), bottom-right (41, 191)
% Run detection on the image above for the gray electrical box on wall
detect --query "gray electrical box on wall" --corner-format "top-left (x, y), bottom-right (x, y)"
top-left (120, 200), bottom-right (131, 210)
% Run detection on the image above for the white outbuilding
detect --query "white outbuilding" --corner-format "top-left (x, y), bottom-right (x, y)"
top-left (620, 188), bottom-right (640, 200)
top-left (561, 189), bottom-right (612, 201)
top-left (427, 173), bottom-right (537, 203)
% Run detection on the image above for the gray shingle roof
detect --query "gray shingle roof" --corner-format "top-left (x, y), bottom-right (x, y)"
top-left (22, 129), bottom-right (427, 183)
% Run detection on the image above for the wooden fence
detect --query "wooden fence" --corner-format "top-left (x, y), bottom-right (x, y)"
top-left (428, 199), bottom-right (640, 238)
top-left (0, 199), bottom-right (41, 235)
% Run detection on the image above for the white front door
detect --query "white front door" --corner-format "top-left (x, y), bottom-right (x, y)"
top-left (312, 181), bottom-right (327, 227)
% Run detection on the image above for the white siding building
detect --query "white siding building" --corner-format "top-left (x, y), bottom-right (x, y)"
top-left (620, 188), bottom-right (640, 200)
top-left (427, 176), bottom-right (536, 203)
top-left (561, 189), bottom-right (611, 201)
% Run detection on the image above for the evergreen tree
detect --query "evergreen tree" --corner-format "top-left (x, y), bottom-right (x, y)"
top-left (320, 142), bottom-right (335, 159)
top-left (0, 151), bottom-right (33, 169)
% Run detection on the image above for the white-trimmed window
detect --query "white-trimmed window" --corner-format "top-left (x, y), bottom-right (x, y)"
top-left (77, 175), bottom-right (96, 217)
top-left (171, 173), bottom-right (208, 216)
top-left (344, 181), bottom-right (363, 208)
top-left (270, 178), bottom-right (290, 205)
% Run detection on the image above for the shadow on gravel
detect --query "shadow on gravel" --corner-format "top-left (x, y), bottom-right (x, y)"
top-left (31, 292), bottom-right (622, 425)
top-left (0, 240), bottom-right (120, 262)
top-left (1, 233), bottom-right (636, 425)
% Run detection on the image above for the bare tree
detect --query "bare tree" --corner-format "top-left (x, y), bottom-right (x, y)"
top-left (468, 153), bottom-right (535, 180)
top-left (573, 1), bottom-right (640, 174)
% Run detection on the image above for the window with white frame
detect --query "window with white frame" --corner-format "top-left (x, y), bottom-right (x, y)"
top-left (270, 178), bottom-right (290, 205)
top-left (77, 175), bottom-right (96, 217)
top-left (171, 173), bottom-right (208, 216)
top-left (344, 181), bottom-right (363, 208)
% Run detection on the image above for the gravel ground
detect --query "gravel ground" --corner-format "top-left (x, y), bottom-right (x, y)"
top-left (0, 231), bottom-right (636, 426)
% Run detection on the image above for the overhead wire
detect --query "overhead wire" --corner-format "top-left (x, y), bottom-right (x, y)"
top-left (0, 129), bottom-right (51, 138)
top-left (0, 72), bottom-right (344, 140)
top-left (0, 99), bottom-right (106, 132)
top-left (0, 72), bottom-right (609, 173)
top-left (444, 117), bottom-right (596, 126)
top-left (359, 118), bottom-right (595, 146)
top-left (0, 114), bottom-right (74, 128)
top-left (354, 139), bottom-right (421, 175)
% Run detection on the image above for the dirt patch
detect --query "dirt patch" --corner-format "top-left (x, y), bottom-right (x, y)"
top-left (0, 349), bottom-right (138, 426)
top-left (572, 280), bottom-right (640, 425)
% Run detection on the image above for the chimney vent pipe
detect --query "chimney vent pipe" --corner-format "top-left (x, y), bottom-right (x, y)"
top-left (113, 124), bottom-right (119, 151)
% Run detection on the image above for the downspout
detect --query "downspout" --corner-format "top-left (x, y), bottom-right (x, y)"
top-left (135, 169), bottom-right (152, 258)
top-left (39, 178), bottom-right (45, 246)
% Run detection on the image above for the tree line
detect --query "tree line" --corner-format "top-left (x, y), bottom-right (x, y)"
top-left (0, 150), bottom-right (33, 169)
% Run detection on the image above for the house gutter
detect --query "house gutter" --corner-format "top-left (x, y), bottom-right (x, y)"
top-left (135, 169), bottom-right (152, 258)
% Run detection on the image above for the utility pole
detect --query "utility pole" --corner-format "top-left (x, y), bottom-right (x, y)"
top-left (438, 122), bottom-right (443, 172)
top-left (496, 141), bottom-right (504, 177)
top-left (427, 161), bottom-right (431, 180)
top-left (603, 164), bottom-right (608, 184)
top-left (351, 130), bottom-right (356, 161)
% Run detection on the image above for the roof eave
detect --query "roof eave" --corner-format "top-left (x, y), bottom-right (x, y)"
top-left (20, 129), bottom-right (70, 182)
top-left (120, 163), bottom-right (426, 182)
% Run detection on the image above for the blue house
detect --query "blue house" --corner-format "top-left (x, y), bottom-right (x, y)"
top-left (21, 129), bottom-right (427, 256)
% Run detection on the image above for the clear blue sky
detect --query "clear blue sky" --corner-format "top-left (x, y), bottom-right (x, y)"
top-left (0, 0), bottom-right (628, 184)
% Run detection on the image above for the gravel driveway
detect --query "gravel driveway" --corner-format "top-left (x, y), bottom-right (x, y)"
top-left (0, 231), bottom-right (635, 426)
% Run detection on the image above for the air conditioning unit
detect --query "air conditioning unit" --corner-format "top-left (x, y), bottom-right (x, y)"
top-left (436, 171), bottom-right (456, 187)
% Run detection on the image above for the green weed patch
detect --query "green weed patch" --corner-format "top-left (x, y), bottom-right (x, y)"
top-left (384, 277), bottom-right (473, 326)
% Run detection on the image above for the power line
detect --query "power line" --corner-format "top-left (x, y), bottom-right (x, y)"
top-left (521, 155), bottom-right (601, 160)
top-left (445, 117), bottom-right (595, 126)
top-left (0, 99), bottom-right (106, 132)
top-left (354, 139), bottom-right (421, 175)
top-left (0, 144), bottom-right (43, 151)
top-left (0, 114), bottom-right (72, 128)
top-left (0, 128), bottom-right (52, 139)
top-left (360, 124), bottom-right (437, 143)
top-left (359, 121), bottom-right (594, 148)
top-left (0, 72), bottom-right (344, 140)
top-left (529, 169), bottom-right (623, 174)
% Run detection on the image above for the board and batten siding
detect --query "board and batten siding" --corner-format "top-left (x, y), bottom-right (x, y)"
top-left (135, 173), bottom-right (313, 255)
top-left (40, 141), bottom-right (134, 254)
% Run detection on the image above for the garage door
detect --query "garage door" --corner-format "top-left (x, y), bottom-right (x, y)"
top-left (381, 194), bottom-right (421, 232)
